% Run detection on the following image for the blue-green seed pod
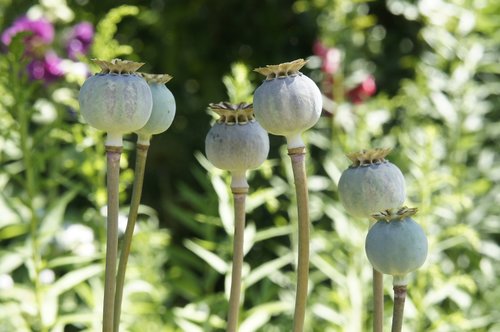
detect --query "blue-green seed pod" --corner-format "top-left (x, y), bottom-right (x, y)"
top-left (205, 102), bottom-right (269, 188)
top-left (338, 148), bottom-right (406, 219)
top-left (135, 73), bottom-right (176, 144)
top-left (365, 207), bottom-right (427, 284)
top-left (253, 59), bottom-right (322, 149)
top-left (78, 59), bottom-right (152, 146)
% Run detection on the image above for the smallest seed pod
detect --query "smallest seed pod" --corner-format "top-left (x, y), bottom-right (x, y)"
top-left (365, 207), bottom-right (428, 285)
top-left (205, 102), bottom-right (269, 188)
top-left (135, 73), bottom-right (176, 145)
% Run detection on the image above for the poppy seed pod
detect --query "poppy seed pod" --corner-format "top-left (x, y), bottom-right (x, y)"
top-left (253, 59), bottom-right (322, 149)
top-left (78, 59), bottom-right (153, 146)
top-left (205, 102), bottom-right (269, 188)
top-left (338, 148), bottom-right (406, 219)
top-left (135, 73), bottom-right (176, 145)
top-left (365, 207), bottom-right (428, 285)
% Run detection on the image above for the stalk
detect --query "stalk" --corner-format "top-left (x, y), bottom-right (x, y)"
top-left (113, 144), bottom-right (149, 332)
top-left (391, 277), bottom-right (407, 332)
top-left (103, 145), bottom-right (122, 332)
top-left (288, 146), bottom-right (310, 332)
top-left (373, 269), bottom-right (384, 332)
top-left (226, 184), bottom-right (248, 332)
top-left (370, 220), bottom-right (384, 332)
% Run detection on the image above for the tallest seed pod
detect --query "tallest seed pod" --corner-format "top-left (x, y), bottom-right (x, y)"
top-left (78, 59), bottom-right (152, 146)
top-left (78, 59), bottom-right (152, 332)
top-left (253, 59), bottom-right (322, 148)
top-left (253, 59), bottom-right (322, 332)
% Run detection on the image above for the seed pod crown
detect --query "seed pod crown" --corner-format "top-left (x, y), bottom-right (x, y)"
top-left (210, 102), bottom-right (255, 125)
top-left (346, 148), bottom-right (392, 167)
top-left (93, 58), bottom-right (144, 74)
top-left (254, 58), bottom-right (307, 80)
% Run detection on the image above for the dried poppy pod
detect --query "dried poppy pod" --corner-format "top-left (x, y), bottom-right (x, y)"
top-left (135, 73), bottom-right (176, 145)
top-left (338, 148), bottom-right (406, 219)
top-left (78, 58), bottom-right (152, 146)
top-left (205, 102), bottom-right (269, 188)
top-left (253, 59), bottom-right (322, 148)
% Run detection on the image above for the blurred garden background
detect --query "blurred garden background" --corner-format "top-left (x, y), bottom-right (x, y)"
top-left (0, 0), bottom-right (499, 331)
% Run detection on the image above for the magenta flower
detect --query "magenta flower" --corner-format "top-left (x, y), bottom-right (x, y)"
top-left (1, 16), bottom-right (54, 54)
top-left (27, 52), bottom-right (64, 82)
top-left (66, 22), bottom-right (93, 60)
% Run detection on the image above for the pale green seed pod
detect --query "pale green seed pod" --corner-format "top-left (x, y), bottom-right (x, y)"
top-left (135, 73), bottom-right (176, 145)
top-left (338, 148), bottom-right (406, 219)
top-left (253, 59), bottom-right (322, 149)
top-left (205, 102), bottom-right (269, 188)
top-left (365, 207), bottom-right (428, 285)
top-left (78, 59), bottom-right (152, 146)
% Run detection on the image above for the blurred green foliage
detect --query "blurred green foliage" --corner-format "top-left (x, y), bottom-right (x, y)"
top-left (0, 0), bottom-right (499, 331)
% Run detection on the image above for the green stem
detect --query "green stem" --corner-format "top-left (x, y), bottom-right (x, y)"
top-left (103, 145), bottom-right (122, 332)
top-left (391, 284), bottom-right (407, 332)
top-left (113, 144), bottom-right (149, 332)
top-left (226, 187), bottom-right (248, 332)
top-left (373, 269), bottom-right (384, 332)
top-left (369, 220), bottom-right (384, 332)
top-left (288, 147), bottom-right (310, 332)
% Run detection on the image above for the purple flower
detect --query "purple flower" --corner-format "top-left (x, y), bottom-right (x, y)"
top-left (27, 52), bottom-right (64, 82)
top-left (66, 22), bottom-right (93, 60)
top-left (1, 16), bottom-right (54, 54)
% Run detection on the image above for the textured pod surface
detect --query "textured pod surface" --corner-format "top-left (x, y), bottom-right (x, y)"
top-left (135, 82), bottom-right (176, 137)
top-left (365, 210), bottom-right (427, 277)
top-left (338, 149), bottom-right (406, 218)
top-left (253, 59), bottom-right (322, 141)
top-left (205, 121), bottom-right (269, 172)
top-left (78, 59), bottom-right (152, 137)
top-left (79, 74), bottom-right (152, 134)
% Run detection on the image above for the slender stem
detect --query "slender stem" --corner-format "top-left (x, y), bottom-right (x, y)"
top-left (226, 186), bottom-right (248, 332)
top-left (288, 147), bottom-right (310, 332)
top-left (113, 144), bottom-right (149, 332)
top-left (373, 269), bottom-right (384, 332)
top-left (369, 220), bottom-right (384, 332)
top-left (391, 285), bottom-right (407, 332)
top-left (103, 145), bottom-right (122, 332)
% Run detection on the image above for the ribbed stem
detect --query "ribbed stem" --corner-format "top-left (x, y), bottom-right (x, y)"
top-left (373, 269), bottom-right (384, 332)
top-left (226, 186), bottom-right (248, 332)
top-left (391, 285), bottom-right (407, 332)
top-left (288, 147), bottom-right (310, 332)
top-left (113, 144), bottom-right (149, 332)
top-left (103, 145), bottom-right (122, 332)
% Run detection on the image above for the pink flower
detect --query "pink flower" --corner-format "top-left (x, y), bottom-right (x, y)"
top-left (27, 52), bottom-right (64, 82)
top-left (1, 16), bottom-right (54, 54)
top-left (322, 48), bottom-right (341, 74)
top-left (66, 22), bottom-right (94, 60)
top-left (313, 41), bottom-right (342, 75)
top-left (347, 75), bottom-right (377, 104)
